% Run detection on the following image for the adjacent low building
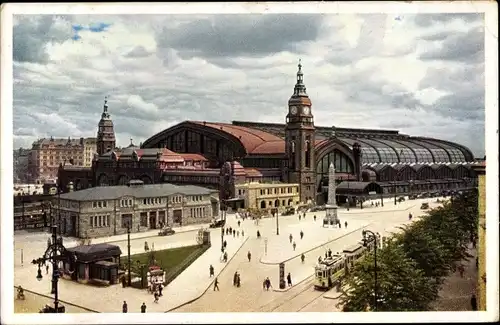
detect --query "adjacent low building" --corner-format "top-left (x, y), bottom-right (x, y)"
top-left (234, 182), bottom-right (300, 212)
top-left (53, 180), bottom-right (219, 238)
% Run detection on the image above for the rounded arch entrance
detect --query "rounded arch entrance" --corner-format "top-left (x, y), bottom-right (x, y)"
top-left (117, 174), bottom-right (130, 185)
top-left (140, 175), bottom-right (153, 184)
top-left (97, 173), bottom-right (109, 186)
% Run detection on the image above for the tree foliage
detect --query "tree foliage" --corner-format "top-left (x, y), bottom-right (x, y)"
top-left (340, 192), bottom-right (478, 312)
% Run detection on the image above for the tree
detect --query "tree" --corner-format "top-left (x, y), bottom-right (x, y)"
top-left (395, 221), bottom-right (450, 283)
top-left (340, 242), bottom-right (436, 312)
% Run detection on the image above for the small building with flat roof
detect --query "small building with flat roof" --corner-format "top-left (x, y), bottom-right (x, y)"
top-left (52, 180), bottom-right (219, 238)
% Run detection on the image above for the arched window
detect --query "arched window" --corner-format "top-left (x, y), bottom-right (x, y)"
top-left (316, 150), bottom-right (354, 177)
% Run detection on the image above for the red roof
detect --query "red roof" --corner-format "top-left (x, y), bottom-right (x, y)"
top-left (179, 153), bottom-right (208, 161)
top-left (244, 168), bottom-right (263, 177)
top-left (191, 121), bottom-right (284, 154)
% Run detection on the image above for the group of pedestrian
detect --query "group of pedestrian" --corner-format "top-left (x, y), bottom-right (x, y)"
top-left (122, 301), bottom-right (147, 313)
top-left (297, 211), bottom-right (306, 221)
top-left (289, 234), bottom-right (297, 251)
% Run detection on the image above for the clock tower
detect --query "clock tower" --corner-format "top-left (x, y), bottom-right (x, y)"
top-left (285, 60), bottom-right (316, 204)
top-left (96, 97), bottom-right (116, 155)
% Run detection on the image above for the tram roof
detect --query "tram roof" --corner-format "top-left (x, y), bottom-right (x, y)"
top-left (343, 243), bottom-right (365, 253)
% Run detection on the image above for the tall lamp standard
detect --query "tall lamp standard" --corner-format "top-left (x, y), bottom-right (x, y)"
top-left (32, 225), bottom-right (74, 313)
top-left (362, 229), bottom-right (378, 311)
top-left (127, 224), bottom-right (132, 286)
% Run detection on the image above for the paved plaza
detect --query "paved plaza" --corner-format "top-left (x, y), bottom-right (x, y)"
top-left (14, 197), bottom-right (444, 313)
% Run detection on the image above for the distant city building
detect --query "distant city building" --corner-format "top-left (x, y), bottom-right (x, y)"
top-left (28, 136), bottom-right (97, 183)
top-left (13, 148), bottom-right (30, 182)
top-left (59, 63), bottom-right (480, 206)
top-left (53, 180), bottom-right (219, 238)
top-left (234, 182), bottom-right (300, 211)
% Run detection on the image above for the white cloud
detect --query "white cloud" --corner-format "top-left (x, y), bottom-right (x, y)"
top-left (11, 13), bottom-right (486, 157)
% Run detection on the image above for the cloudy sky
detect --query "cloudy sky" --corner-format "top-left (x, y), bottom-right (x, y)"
top-left (12, 11), bottom-right (486, 156)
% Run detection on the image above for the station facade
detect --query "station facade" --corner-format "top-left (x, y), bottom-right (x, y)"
top-left (58, 62), bottom-right (480, 206)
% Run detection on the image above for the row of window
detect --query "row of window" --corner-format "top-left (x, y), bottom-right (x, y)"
top-left (259, 187), bottom-right (297, 196)
top-left (190, 207), bottom-right (208, 218)
top-left (90, 215), bottom-right (110, 228)
top-left (120, 199), bottom-right (133, 208)
top-left (92, 201), bottom-right (108, 208)
top-left (260, 198), bottom-right (296, 209)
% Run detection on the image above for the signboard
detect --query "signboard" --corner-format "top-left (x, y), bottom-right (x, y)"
top-left (368, 191), bottom-right (376, 195)
top-left (279, 262), bottom-right (285, 289)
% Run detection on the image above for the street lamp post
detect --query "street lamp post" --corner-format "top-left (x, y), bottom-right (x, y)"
top-left (32, 225), bottom-right (74, 313)
top-left (127, 224), bottom-right (131, 286)
top-left (362, 229), bottom-right (378, 311)
top-left (276, 209), bottom-right (279, 235)
top-left (393, 183), bottom-right (397, 206)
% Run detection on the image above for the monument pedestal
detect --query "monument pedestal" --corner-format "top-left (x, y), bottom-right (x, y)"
top-left (323, 204), bottom-right (339, 227)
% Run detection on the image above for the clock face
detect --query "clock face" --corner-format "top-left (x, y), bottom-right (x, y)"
top-left (290, 106), bottom-right (298, 115)
top-left (303, 106), bottom-right (310, 115)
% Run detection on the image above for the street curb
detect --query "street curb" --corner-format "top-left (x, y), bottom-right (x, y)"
top-left (271, 275), bottom-right (314, 293)
top-left (14, 286), bottom-right (100, 313)
top-left (341, 204), bottom-right (416, 215)
top-left (164, 237), bottom-right (250, 313)
top-left (323, 292), bottom-right (343, 300)
top-left (259, 223), bottom-right (373, 265)
top-left (103, 227), bottom-right (203, 245)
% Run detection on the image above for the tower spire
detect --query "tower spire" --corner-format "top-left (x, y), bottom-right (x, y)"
top-left (293, 59), bottom-right (307, 97)
top-left (101, 96), bottom-right (110, 119)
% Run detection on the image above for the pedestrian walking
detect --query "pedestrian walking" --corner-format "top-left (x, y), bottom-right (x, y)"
top-left (158, 283), bottom-right (163, 296)
top-left (223, 251), bottom-right (228, 262)
top-left (257, 230), bottom-right (261, 238)
top-left (154, 291), bottom-right (159, 303)
top-left (262, 279), bottom-right (267, 290)
top-left (471, 294), bottom-right (477, 311)
top-left (122, 301), bottom-right (128, 313)
top-left (237, 230), bottom-right (240, 237)
top-left (247, 251), bottom-right (252, 262)
top-left (214, 277), bottom-right (219, 291)
top-left (238, 220), bottom-right (241, 227)
top-left (236, 273), bottom-right (241, 287)
top-left (289, 234), bottom-right (293, 243)
top-left (300, 230), bottom-right (304, 240)
top-left (328, 249), bottom-right (332, 258)
top-left (338, 222), bottom-right (342, 229)
top-left (314, 215), bottom-right (316, 221)
top-left (242, 230), bottom-right (245, 237)
top-left (46, 264), bottom-right (49, 274)
top-left (299, 215), bottom-right (301, 221)
top-left (303, 212), bottom-right (306, 219)
top-left (209, 264), bottom-right (214, 277)
top-left (265, 277), bottom-right (271, 291)
top-left (223, 240), bottom-right (227, 249)
top-left (287, 272), bottom-right (292, 287)
top-left (233, 231), bottom-right (236, 238)
top-left (141, 302), bottom-right (147, 313)
top-left (292, 241), bottom-right (296, 251)
top-left (233, 272), bottom-right (238, 286)
top-left (344, 221), bottom-right (348, 229)
top-left (301, 254), bottom-right (305, 263)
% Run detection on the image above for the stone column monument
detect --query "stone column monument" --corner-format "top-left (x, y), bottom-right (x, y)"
top-left (324, 163), bottom-right (340, 227)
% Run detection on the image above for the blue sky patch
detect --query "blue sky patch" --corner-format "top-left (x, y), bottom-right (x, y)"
top-left (71, 22), bottom-right (112, 41)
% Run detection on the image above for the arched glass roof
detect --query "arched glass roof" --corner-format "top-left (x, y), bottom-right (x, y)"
top-left (337, 136), bottom-right (468, 164)
top-left (338, 137), bottom-right (381, 163)
top-left (357, 139), bottom-right (400, 163)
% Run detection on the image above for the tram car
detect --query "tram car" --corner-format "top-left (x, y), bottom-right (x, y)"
top-left (314, 238), bottom-right (377, 290)
top-left (314, 254), bottom-right (344, 290)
